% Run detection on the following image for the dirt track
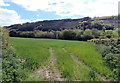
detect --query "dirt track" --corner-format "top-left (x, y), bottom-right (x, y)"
top-left (35, 48), bottom-right (64, 81)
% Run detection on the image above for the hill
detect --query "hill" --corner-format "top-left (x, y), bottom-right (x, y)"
top-left (6, 16), bottom-right (118, 31)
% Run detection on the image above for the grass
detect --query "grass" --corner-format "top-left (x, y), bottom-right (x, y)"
top-left (54, 47), bottom-right (100, 81)
top-left (10, 37), bottom-right (50, 71)
top-left (25, 74), bottom-right (46, 81)
top-left (65, 42), bottom-right (115, 80)
top-left (10, 37), bottom-right (114, 81)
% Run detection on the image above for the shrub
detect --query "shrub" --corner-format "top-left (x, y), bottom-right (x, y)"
top-left (1, 27), bottom-right (28, 82)
top-left (94, 39), bottom-right (120, 81)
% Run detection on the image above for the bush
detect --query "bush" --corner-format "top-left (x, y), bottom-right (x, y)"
top-left (1, 27), bottom-right (28, 82)
top-left (89, 70), bottom-right (98, 81)
top-left (2, 46), bottom-right (28, 81)
top-left (88, 38), bottom-right (118, 46)
top-left (95, 39), bottom-right (120, 81)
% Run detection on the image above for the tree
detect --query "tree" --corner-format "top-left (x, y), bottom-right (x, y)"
top-left (91, 29), bottom-right (101, 38)
top-left (75, 30), bottom-right (84, 40)
top-left (33, 30), bottom-right (43, 38)
top-left (112, 28), bottom-right (119, 38)
top-left (83, 29), bottom-right (94, 40)
top-left (118, 28), bottom-right (120, 38)
top-left (19, 31), bottom-right (34, 38)
top-left (34, 25), bottom-right (42, 31)
top-left (91, 20), bottom-right (103, 30)
top-left (79, 21), bottom-right (91, 31)
top-left (105, 30), bottom-right (113, 38)
top-left (103, 24), bottom-right (114, 30)
top-left (62, 30), bottom-right (76, 40)
top-left (9, 30), bottom-right (19, 37)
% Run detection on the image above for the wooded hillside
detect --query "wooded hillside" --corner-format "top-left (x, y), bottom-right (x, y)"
top-left (6, 16), bottom-right (118, 31)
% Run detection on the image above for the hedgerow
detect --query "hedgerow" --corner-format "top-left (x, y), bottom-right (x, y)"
top-left (1, 27), bottom-right (28, 82)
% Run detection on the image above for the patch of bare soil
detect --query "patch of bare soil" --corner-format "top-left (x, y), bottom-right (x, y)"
top-left (34, 48), bottom-right (64, 81)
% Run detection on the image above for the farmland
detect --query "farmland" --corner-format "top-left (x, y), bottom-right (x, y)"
top-left (10, 37), bottom-right (115, 81)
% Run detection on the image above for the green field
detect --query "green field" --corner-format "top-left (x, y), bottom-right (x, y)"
top-left (10, 37), bottom-right (114, 81)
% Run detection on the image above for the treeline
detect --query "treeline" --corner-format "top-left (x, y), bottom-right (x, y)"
top-left (10, 28), bottom-right (119, 41)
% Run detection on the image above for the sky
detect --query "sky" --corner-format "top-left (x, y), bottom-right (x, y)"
top-left (0, 0), bottom-right (119, 26)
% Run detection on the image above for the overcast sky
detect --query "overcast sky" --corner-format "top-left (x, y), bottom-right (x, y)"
top-left (0, 0), bottom-right (119, 26)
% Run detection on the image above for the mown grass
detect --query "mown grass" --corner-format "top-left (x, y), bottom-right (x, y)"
top-left (10, 37), bottom-right (114, 81)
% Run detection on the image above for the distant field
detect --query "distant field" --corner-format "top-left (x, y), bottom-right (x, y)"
top-left (10, 37), bottom-right (114, 81)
